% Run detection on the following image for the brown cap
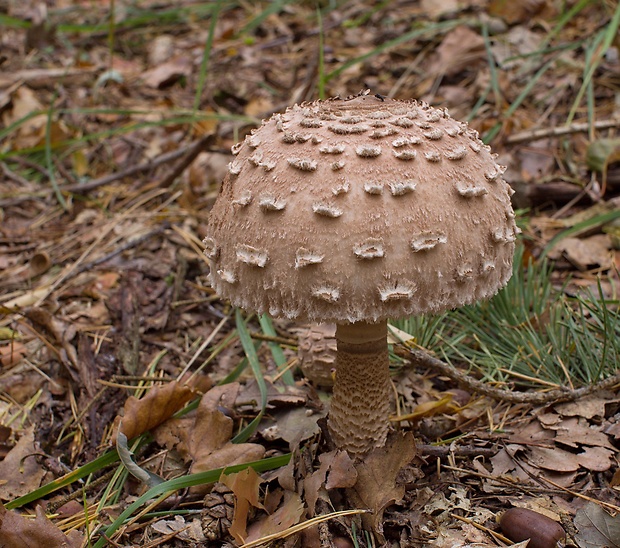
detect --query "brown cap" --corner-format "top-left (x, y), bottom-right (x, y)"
top-left (204, 92), bottom-right (518, 323)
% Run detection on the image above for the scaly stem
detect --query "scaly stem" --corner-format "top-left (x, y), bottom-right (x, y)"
top-left (327, 320), bottom-right (391, 457)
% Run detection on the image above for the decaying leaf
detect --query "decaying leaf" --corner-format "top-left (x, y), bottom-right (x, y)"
top-left (347, 432), bottom-right (417, 541)
top-left (116, 380), bottom-right (197, 441)
top-left (245, 490), bottom-right (304, 543)
top-left (548, 234), bottom-right (614, 270)
top-left (574, 502), bottom-right (620, 548)
top-left (0, 503), bottom-right (83, 548)
top-left (0, 341), bottom-right (27, 368)
top-left (0, 428), bottom-right (46, 500)
top-left (220, 466), bottom-right (265, 544)
top-left (188, 387), bottom-right (265, 485)
top-left (304, 450), bottom-right (357, 517)
top-left (260, 406), bottom-right (325, 449)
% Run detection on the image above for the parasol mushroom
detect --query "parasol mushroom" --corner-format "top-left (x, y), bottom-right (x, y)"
top-left (203, 91), bottom-right (518, 458)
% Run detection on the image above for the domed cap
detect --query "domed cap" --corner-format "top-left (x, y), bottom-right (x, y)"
top-left (204, 92), bottom-right (518, 323)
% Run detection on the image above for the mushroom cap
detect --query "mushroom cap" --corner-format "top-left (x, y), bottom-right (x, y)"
top-left (204, 93), bottom-right (518, 323)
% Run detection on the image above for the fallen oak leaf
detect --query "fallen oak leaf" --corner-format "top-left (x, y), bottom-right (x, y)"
top-left (188, 387), bottom-right (265, 493)
top-left (245, 490), bottom-right (304, 543)
top-left (574, 502), bottom-right (620, 548)
top-left (0, 427), bottom-right (46, 500)
top-left (346, 432), bottom-right (417, 543)
top-left (114, 381), bottom-right (197, 442)
top-left (0, 503), bottom-right (83, 548)
top-left (220, 466), bottom-right (265, 544)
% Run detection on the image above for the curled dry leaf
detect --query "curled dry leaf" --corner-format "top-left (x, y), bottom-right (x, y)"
top-left (0, 503), bottom-right (83, 548)
top-left (304, 450), bottom-right (358, 517)
top-left (245, 490), bottom-right (304, 544)
top-left (0, 428), bottom-right (46, 500)
top-left (188, 386), bottom-right (265, 492)
top-left (346, 432), bottom-right (417, 542)
top-left (115, 381), bottom-right (197, 441)
top-left (220, 466), bottom-right (265, 544)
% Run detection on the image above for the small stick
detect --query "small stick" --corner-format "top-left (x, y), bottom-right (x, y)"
top-left (71, 223), bottom-right (169, 277)
top-left (417, 444), bottom-right (497, 458)
top-left (405, 346), bottom-right (620, 405)
top-left (505, 117), bottom-right (620, 145)
top-left (157, 133), bottom-right (213, 188)
top-left (63, 139), bottom-right (211, 194)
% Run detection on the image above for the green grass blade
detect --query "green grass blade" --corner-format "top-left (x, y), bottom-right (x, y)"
top-left (193, 0), bottom-right (224, 113)
top-left (91, 454), bottom-right (291, 548)
top-left (258, 314), bottom-right (294, 385)
top-left (232, 309), bottom-right (268, 443)
top-left (541, 209), bottom-right (620, 260)
top-left (566, 2), bottom-right (620, 124)
top-left (325, 19), bottom-right (463, 83)
top-left (6, 450), bottom-right (120, 510)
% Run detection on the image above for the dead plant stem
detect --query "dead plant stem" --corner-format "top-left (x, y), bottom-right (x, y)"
top-left (405, 346), bottom-right (620, 405)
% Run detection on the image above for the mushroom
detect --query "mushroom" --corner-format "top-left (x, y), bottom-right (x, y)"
top-left (203, 91), bottom-right (518, 458)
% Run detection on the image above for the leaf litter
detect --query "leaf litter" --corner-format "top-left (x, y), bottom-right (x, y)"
top-left (1, 0), bottom-right (620, 546)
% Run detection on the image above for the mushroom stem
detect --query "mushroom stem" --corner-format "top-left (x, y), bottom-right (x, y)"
top-left (327, 320), bottom-right (391, 457)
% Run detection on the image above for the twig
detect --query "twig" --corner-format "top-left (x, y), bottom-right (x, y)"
top-left (157, 133), bottom-right (214, 188)
top-left (416, 444), bottom-right (497, 458)
top-left (63, 139), bottom-right (211, 194)
top-left (70, 222), bottom-right (170, 278)
top-left (0, 162), bottom-right (31, 187)
top-left (405, 346), bottom-right (620, 405)
top-left (505, 117), bottom-right (620, 145)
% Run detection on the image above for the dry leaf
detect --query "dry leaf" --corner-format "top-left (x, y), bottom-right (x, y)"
top-left (261, 406), bottom-right (325, 449)
top-left (245, 490), bottom-right (304, 543)
top-left (0, 342), bottom-right (27, 368)
top-left (116, 381), bottom-right (196, 441)
top-left (549, 234), bottom-right (613, 270)
top-left (188, 389), bottom-right (265, 486)
top-left (0, 503), bottom-right (83, 548)
top-left (347, 432), bottom-right (416, 541)
top-left (0, 428), bottom-right (46, 500)
top-left (191, 443), bottom-right (266, 476)
top-left (303, 450), bottom-right (357, 517)
top-left (141, 56), bottom-right (192, 88)
top-left (220, 466), bottom-right (265, 544)
top-left (430, 26), bottom-right (485, 77)
top-left (488, 0), bottom-right (549, 25)
top-left (574, 502), bottom-right (620, 548)
top-left (324, 450), bottom-right (357, 490)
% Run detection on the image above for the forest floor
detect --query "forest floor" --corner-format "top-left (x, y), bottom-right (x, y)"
top-left (1, 1), bottom-right (620, 546)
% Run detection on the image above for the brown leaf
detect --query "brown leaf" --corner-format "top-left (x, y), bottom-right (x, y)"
top-left (324, 450), bottom-right (357, 490)
top-left (554, 396), bottom-right (612, 420)
top-left (0, 503), bottom-right (83, 548)
top-left (347, 432), bottom-right (417, 541)
top-left (302, 450), bottom-right (357, 518)
top-left (191, 443), bottom-right (266, 476)
top-left (116, 381), bottom-right (196, 441)
top-left (488, 0), bottom-right (549, 25)
top-left (141, 56), bottom-right (192, 88)
top-left (188, 388), bottom-right (265, 489)
top-left (549, 234), bottom-right (614, 270)
top-left (220, 466), bottom-right (265, 544)
top-left (574, 502), bottom-right (620, 548)
top-left (246, 490), bottom-right (304, 543)
top-left (188, 403), bottom-right (235, 461)
top-left (261, 406), bottom-right (324, 449)
top-left (0, 342), bottom-right (27, 368)
top-left (429, 26), bottom-right (485, 78)
top-left (0, 428), bottom-right (46, 500)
